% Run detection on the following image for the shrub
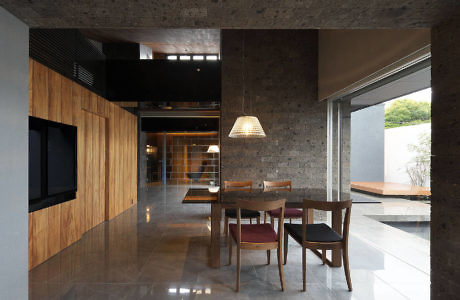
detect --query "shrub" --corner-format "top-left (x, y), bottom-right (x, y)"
top-left (385, 99), bottom-right (430, 128)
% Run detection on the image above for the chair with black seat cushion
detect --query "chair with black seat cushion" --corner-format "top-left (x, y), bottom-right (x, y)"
top-left (224, 181), bottom-right (260, 236)
top-left (264, 181), bottom-right (302, 225)
top-left (228, 199), bottom-right (286, 292)
top-left (284, 199), bottom-right (352, 292)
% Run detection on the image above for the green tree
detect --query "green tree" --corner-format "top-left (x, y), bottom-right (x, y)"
top-left (385, 99), bottom-right (431, 128)
top-left (406, 132), bottom-right (431, 187)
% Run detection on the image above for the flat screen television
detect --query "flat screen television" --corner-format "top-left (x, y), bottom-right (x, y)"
top-left (29, 116), bottom-right (77, 212)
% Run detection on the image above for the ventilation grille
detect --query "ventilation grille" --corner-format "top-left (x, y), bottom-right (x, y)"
top-left (30, 29), bottom-right (106, 97)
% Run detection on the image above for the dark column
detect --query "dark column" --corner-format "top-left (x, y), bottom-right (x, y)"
top-left (431, 11), bottom-right (460, 299)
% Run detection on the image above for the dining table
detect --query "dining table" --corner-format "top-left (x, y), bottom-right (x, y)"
top-left (183, 187), bottom-right (349, 268)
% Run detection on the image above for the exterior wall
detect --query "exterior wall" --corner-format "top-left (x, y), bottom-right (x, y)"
top-left (0, 7), bottom-right (29, 299)
top-left (431, 12), bottom-right (460, 299)
top-left (384, 123), bottom-right (431, 187)
top-left (220, 30), bottom-right (328, 189)
top-left (318, 29), bottom-right (430, 100)
top-left (351, 104), bottom-right (385, 182)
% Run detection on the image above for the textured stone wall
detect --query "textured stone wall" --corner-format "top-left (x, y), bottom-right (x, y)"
top-left (431, 12), bottom-right (460, 299)
top-left (1, 1), bottom-right (456, 29)
top-left (220, 30), bottom-right (327, 189)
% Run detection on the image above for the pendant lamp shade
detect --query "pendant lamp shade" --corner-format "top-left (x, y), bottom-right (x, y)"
top-left (207, 145), bottom-right (220, 153)
top-left (229, 116), bottom-right (266, 138)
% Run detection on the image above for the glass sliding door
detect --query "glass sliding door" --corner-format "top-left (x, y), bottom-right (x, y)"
top-left (327, 98), bottom-right (351, 201)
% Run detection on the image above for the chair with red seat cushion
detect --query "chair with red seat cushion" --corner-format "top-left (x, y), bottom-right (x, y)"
top-left (229, 223), bottom-right (277, 243)
top-left (263, 180), bottom-right (302, 224)
top-left (228, 199), bottom-right (286, 292)
top-left (223, 181), bottom-right (260, 237)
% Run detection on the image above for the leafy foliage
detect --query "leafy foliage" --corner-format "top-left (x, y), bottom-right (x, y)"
top-left (385, 99), bottom-right (431, 128)
top-left (406, 132), bottom-right (431, 187)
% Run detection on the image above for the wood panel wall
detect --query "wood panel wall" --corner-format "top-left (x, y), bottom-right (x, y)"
top-left (28, 59), bottom-right (138, 269)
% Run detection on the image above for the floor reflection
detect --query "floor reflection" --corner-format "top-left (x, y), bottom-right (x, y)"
top-left (29, 186), bottom-right (429, 299)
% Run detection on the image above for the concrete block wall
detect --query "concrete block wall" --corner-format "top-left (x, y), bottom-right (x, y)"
top-left (431, 12), bottom-right (460, 299)
top-left (351, 104), bottom-right (385, 182)
top-left (220, 30), bottom-right (328, 189)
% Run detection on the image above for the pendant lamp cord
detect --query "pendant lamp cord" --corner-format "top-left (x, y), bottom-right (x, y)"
top-left (242, 31), bottom-right (246, 115)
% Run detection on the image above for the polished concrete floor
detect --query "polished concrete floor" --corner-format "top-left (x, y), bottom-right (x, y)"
top-left (29, 187), bottom-right (430, 299)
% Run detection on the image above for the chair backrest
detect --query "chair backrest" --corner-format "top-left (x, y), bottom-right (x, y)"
top-left (224, 180), bottom-right (252, 192)
top-left (302, 199), bottom-right (352, 243)
top-left (235, 199), bottom-right (286, 244)
top-left (263, 180), bottom-right (292, 192)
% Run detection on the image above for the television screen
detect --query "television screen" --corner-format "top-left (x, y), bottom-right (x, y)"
top-left (29, 116), bottom-right (77, 212)
top-left (29, 118), bottom-right (42, 200)
top-left (47, 124), bottom-right (77, 195)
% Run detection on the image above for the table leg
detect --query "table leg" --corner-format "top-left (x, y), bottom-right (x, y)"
top-left (331, 210), bottom-right (342, 267)
top-left (211, 203), bottom-right (221, 267)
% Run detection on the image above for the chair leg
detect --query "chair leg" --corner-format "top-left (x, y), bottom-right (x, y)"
top-left (250, 218), bottom-right (252, 224)
top-left (224, 216), bottom-right (229, 237)
top-left (283, 231), bottom-right (288, 265)
top-left (257, 216), bottom-right (260, 224)
top-left (264, 212), bottom-right (267, 223)
top-left (343, 246), bottom-right (353, 291)
top-left (289, 218), bottom-right (292, 224)
top-left (236, 245), bottom-right (241, 292)
top-left (270, 216), bottom-right (274, 228)
top-left (266, 250), bottom-right (270, 265)
top-left (228, 234), bottom-right (232, 265)
top-left (322, 249), bottom-right (326, 265)
top-left (302, 247), bottom-right (306, 292)
top-left (277, 247), bottom-right (286, 291)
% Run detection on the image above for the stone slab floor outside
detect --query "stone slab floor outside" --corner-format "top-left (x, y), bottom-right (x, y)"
top-left (29, 187), bottom-right (430, 299)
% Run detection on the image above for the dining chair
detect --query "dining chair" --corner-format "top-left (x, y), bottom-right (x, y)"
top-left (224, 181), bottom-right (260, 236)
top-left (264, 180), bottom-right (302, 225)
top-left (228, 199), bottom-right (286, 292)
top-left (283, 199), bottom-right (352, 292)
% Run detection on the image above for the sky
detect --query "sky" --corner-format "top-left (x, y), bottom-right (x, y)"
top-left (384, 87), bottom-right (432, 108)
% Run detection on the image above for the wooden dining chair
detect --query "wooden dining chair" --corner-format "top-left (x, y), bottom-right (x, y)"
top-left (264, 180), bottom-right (302, 225)
top-left (228, 199), bottom-right (286, 292)
top-left (224, 181), bottom-right (260, 236)
top-left (283, 199), bottom-right (352, 292)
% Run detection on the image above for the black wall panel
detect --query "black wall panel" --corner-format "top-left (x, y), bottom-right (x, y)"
top-left (141, 117), bottom-right (219, 132)
top-left (106, 60), bottom-right (221, 102)
top-left (30, 29), bottom-right (106, 97)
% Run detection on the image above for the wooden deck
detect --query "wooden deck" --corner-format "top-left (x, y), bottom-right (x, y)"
top-left (351, 182), bottom-right (431, 196)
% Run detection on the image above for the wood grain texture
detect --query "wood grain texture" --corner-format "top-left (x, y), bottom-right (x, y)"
top-left (84, 110), bottom-right (93, 232)
top-left (60, 200), bottom-right (76, 249)
top-left (60, 77), bottom-right (73, 125)
top-left (28, 60), bottom-right (138, 269)
top-left (47, 69), bottom-right (61, 122)
top-left (71, 82), bottom-right (82, 127)
top-left (32, 60), bottom-right (49, 119)
top-left (28, 58), bottom-right (34, 115)
top-left (90, 92), bottom-right (98, 113)
top-left (47, 204), bottom-right (61, 258)
top-left (99, 117), bottom-right (106, 223)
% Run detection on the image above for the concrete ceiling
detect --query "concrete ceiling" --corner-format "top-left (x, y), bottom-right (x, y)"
top-left (1, 1), bottom-right (459, 29)
top-left (81, 29), bottom-right (220, 54)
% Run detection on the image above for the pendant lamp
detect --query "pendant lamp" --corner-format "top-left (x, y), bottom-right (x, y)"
top-left (207, 145), bottom-right (220, 153)
top-left (228, 32), bottom-right (266, 139)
